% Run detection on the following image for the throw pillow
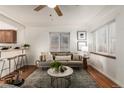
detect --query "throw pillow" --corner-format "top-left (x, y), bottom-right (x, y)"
top-left (55, 55), bottom-right (71, 61)
top-left (46, 54), bottom-right (53, 61)
top-left (72, 54), bottom-right (82, 61)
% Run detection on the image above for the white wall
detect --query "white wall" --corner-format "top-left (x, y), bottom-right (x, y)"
top-left (88, 7), bottom-right (124, 87)
top-left (0, 13), bottom-right (25, 46)
top-left (89, 54), bottom-right (118, 84)
top-left (116, 7), bottom-right (124, 87)
top-left (24, 26), bottom-right (85, 65)
top-left (0, 20), bottom-right (25, 46)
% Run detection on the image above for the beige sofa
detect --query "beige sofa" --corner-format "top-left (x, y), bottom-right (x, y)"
top-left (38, 52), bottom-right (83, 68)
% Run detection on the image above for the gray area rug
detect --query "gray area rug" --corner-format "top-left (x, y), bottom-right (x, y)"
top-left (21, 68), bottom-right (99, 88)
top-left (0, 84), bottom-right (19, 88)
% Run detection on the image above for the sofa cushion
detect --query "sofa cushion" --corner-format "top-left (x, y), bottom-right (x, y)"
top-left (51, 52), bottom-right (72, 60)
top-left (40, 62), bottom-right (51, 67)
top-left (57, 60), bottom-right (68, 64)
top-left (68, 61), bottom-right (82, 64)
top-left (55, 55), bottom-right (71, 61)
top-left (51, 52), bottom-right (71, 56)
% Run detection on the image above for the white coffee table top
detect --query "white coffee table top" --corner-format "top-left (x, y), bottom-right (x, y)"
top-left (47, 66), bottom-right (73, 78)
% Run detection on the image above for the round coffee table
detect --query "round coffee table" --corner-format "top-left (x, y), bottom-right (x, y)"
top-left (47, 66), bottom-right (73, 88)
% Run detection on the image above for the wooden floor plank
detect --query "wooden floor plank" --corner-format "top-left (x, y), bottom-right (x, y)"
top-left (87, 65), bottom-right (120, 88)
top-left (0, 65), bottom-right (37, 84)
top-left (0, 65), bottom-right (120, 88)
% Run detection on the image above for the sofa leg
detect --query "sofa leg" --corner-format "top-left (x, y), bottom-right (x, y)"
top-left (41, 67), bottom-right (49, 70)
top-left (78, 67), bottom-right (80, 70)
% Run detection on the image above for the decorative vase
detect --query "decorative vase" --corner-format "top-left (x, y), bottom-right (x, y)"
top-left (53, 68), bottom-right (59, 73)
top-left (59, 66), bottom-right (65, 73)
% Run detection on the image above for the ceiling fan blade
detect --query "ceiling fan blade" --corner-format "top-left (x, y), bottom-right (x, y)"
top-left (34, 5), bottom-right (46, 11)
top-left (54, 5), bottom-right (63, 16)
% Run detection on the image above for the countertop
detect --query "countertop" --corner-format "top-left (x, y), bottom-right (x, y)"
top-left (0, 48), bottom-right (28, 52)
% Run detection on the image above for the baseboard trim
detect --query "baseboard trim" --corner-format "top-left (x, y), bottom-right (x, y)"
top-left (87, 65), bottom-right (120, 88)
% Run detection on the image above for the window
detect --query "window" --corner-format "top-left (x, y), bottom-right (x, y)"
top-left (96, 25), bottom-right (108, 53)
top-left (49, 32), bottom-right (70, 52)
top-left (108, 22), bottom-right (116, 54)
top-left (91, 20), bottom-right (116, 56)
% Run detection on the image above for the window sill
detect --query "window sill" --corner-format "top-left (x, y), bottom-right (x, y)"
top-left (90, 52), bottom-right (116, 59)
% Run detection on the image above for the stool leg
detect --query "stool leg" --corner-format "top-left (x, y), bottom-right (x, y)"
top-left (9, 60), bottom-right (11, 74)
top-left (20, 56), bottom-right (23, 68)
top-left (14, 58), bottom-right (17, 71)
top-left (23, 56), bottom-right (26, 71)
top-left (21, 56), bottom-right (25, 71)
top-left (19, 57), bottom-right (22, 69)
top-left (0, 60), bottom-right (5, 79)
top-left (18, 56), bottom-right (22, 69)
top-left (25, 55), bottom-right (28, 68)
top-left (16, 56), bottom-right (19, 69)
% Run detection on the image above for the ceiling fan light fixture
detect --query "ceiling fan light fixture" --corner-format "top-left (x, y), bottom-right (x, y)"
top-left (48, 5), bottom-right (56, 8)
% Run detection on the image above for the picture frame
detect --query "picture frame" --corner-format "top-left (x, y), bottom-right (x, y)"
top-left (77, 31), bottom-right (87, 40)
top-left (77, 41), bottom-right (87, 51)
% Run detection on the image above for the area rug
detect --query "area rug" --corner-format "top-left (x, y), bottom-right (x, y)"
top-left (21, 68), bottom-right (99, 88)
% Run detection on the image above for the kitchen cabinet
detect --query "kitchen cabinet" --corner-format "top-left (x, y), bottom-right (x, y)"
top-left (0, 30), bottom-right (17, 43)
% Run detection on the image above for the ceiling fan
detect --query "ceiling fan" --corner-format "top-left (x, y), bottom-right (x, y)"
top-left (34, 5), bottom-right (63, 16)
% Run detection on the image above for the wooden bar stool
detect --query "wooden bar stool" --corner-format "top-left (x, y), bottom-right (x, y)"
top-left (0, 56), bottom-right (17, 80)
top-left (22, 54), bottom-right (28, 70)
top-left (17, 55), bottom-right (24, 69)
top-left (7, 56), bottom-right (18, 73)
top-left (0, 59), bottom-right (8, 79)
top-left (17, 54), bottom-right (28, 71)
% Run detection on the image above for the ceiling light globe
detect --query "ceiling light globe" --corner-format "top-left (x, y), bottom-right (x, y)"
top-left (48, 5), bottom-right (56, 8)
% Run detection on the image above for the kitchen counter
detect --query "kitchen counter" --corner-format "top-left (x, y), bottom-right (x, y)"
top-left (0, 48), bottom-right (28, 58)
top-left (0, 48), bottom-right (29, 78)
top-left (0, 48), bottom-right (27, 52)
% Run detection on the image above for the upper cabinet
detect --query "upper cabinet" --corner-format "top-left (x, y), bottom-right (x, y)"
top-left (0, 30), bottom-right (17, 43)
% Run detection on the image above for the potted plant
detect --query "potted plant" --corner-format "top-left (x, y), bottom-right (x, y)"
top-left (50, 60), bottom-right (62, 72)
top-left (23, 44), bottom-right (30, 49)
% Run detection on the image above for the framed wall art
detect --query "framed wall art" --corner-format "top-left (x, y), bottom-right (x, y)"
top-left (77, 41), bottom-right (87, 51)
top-left (77, 31), bottom-right (87, 40)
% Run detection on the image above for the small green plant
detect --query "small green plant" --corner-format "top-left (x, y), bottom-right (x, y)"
top-left (50, 60), bottom-right (62, 71)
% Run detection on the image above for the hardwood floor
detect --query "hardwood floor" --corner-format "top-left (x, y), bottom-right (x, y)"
top-left (0, 65), bottom-right (37, 84)
top-left (0, 65), bottom-right (121, 88)
top-left (87, 65), bottom-right (120, 88)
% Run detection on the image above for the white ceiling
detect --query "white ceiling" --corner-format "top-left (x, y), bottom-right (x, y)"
top-left (0, 5), bottom-right (120, 28)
